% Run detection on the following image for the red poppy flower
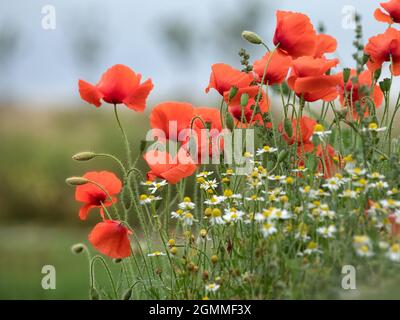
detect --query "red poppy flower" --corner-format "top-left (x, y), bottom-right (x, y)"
top-left (288, 56), bottom-right (341, 102)
top-left (374, 0), bottom-right (400, 24)
top-left (273, 11), bottom-right (317, 59)
top-left (338, 69), bottom-right (384, 118)
top-left (88, 220), bottom-right (132, 259)
top-left (143, 148), bottom-right (197, 184)
top-left (253, 50), bottom-right (292, 85)
top-left (279, 116), bottom-right (316, 145)
top-left (75, 171), bottom-right (122, 220)
top-left (150, 102), bottom-right (194, 141)
top-left (314, 34), bottom-right (337, 58)
top-left (223, 86), bottom-right (269, 126)
top-left (78, 64), bottom-right (154, 111)
top-left (365, 27), bottom-right (400, 76)
top-left (205, 63), bottom-right (254, 95)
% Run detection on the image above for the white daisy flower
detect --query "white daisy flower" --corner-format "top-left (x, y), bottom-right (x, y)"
top-left (223, 208), bottom-right (244, 223)
top-left (267, 175), bottom-right (287, 182)
top-left (367, 172), bottom-right (385, 179)
top-left (139, 194), bottom-right (162, 205)
top-left (147, 251), bottom-right (166, 257)
top-left (362, 122), bottom-right (386, 132)
top-left (204, 195), bottom-right (224, 206)
top-left (148, 180), bottom-right (168, 194)
top-left (353, 235), bottom-right (374, 257)
top-left (205, 283), bottom-right (220, 292)
top-left (209, 208), bottom-right (225, 225)
top-left (386, 244), bottom-right (400, 262)
top-left (256, 145), bottom-right (278, 156)
top-left (339, 189), bottom-right (358, 199)
top-left (261, 222), bottom-right (277, 238)
top-left (196, 171), bottom-right (214, 178)
top-left (317, 225), bottom-right (336, 238)
top-left (178, 197), bottom-right (196, 210)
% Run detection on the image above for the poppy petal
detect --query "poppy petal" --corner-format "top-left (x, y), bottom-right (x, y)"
top-left (78, 80), bottom-right (103, 107)
top-left (88, 220), bottom-right (132, 259)
top-left (123, 78), bottom-right (154, 112)
top-left (374, 8), bottom-right (393, 23)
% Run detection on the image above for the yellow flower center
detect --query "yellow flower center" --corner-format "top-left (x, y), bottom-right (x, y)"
top-left (211, 208), bottom-right (222, 217)
top-left (314, 124), bottom-right (325, 132)
top-left (368, 122), bottom-right (378, 130)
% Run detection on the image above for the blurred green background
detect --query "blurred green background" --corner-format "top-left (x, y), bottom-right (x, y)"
top-left (0, 0), bottom-right (398, 299)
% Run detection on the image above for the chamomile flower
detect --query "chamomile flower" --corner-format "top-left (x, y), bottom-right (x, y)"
top-left (221, 189), bottom-right (242, 200)
top-left (380, 199), bottom-right (400, 209)
top-left (254, 208), bottom-right (272, 222)
top-left (199, 178), bottom-right (218, 191)
top-left (317, 225), bottom-right (336, 238)
top-left (312, 123), bottom-right (332, 138)
top-left (182, 212), bottom-right (196, 226)
top-left (387, 188), bottom-right (399, 196)
top-left (346, 167), bottom-right (367, 176)
top-left (268, 175), bottom-right (287, 182)
top-left (139, 194), bottom-right (162, 205)
top-left (221, 168), bottom-right (236, 177)
top-left (196, 171), bottom-right (214, 178)
top-left (322, 177), bottom-right (342, 191)
top-left (386, 244), bottom-right (400, 262)
top-left (261, 222), bottom-right (277, 238)
top-left (148, 180), bottom-right (168, 193)
top-left (302, 241), bottom-right (322, 255)
top-left (178, 197), bottom-right (196, 210)
top-left (171, 209), bottom-right (184, 219)
top-left (245, 194), bottom-right (265, 202)
top-left (147, 251), bottom-right (166, 257)
top-left (270, 208), bottom-right (292, 220)
top-left (367, 172), bottom-right (385, 180)
top-left (209, 208), bottom-right (225, 225)
top-left (368, 180), bottom-right (389, 190)
top-left (223, 208), bottom-right (244, 223)
top-left (353, 235), bottom-right (374, 257)
top-left (205, 283), bottom-right (220, 292)
top-left (204, 195), bottom-right (224, 205)
top-left (339, 189), bottom-right (358, 199)
top-left (292, 166), bottom-right (308, 173)
top-left (256, 145), bottom-right (278, 156)
top-left (362, 122), bottom-right (386, 132)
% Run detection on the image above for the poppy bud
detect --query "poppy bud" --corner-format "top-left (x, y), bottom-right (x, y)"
top-left (240, 93), bottom-right (249, 107)
top-left (374, 68), bottom-right (382, 81)
top-left (122, 288), bottom-right (132, 300)
top-left (379, 78), bottom-right (391, 93)
top-left (277, 150), bottom-right (289, 163)
top-left (283, 118), bottom-right (293, 138)
top-left (66, 176), bottom-right (88, 186)
top-left (71, 243), bottom-right (85, 254)
top-left (241, 30), bottom-right (263, 45)
top-left (228, 86), bottom-right (238, 101)
top-left (90, 287), bottom-right (100, 300)
top-left (362, 54), bottom-right (369, 66)
top-left (342, 68), bottom-right (351, 84)
top-left (225, 111), bottom-right (235, 131)
top-left (72, 151), bottom-right (96, 161)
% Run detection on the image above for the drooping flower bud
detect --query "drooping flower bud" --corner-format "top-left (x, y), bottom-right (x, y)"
top-left (72, 151), bottom-right (96, 161)
top-left (71, 243), bottom-right (85, 254)
top-left (241, 30), bottom-right (263, 45)
top-left (342, 68), bottom-right (351, 84)
top-left (379, 78), bottom-right (392, 93)
top-left (65, 176), bottom-right (89, 186)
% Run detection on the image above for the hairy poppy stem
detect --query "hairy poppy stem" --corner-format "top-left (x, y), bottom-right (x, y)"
top-left (114, 104), bottom-right (132, 168)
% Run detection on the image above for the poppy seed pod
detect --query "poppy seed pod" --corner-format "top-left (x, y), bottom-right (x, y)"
top-left (379, 78), bottom-right (392, 93)
top-left (72, 151), bottom-right (96, 161)
top-left (342, 68), bottom-right (351, 84)
top-left (225, 111), bottom-right (235, 131)
top-left (65, 176), bottom-right (89, 186)
top-left (71, 243), bottom-right (85, 254)
top-left (242, 30), bottom-right (263, 45)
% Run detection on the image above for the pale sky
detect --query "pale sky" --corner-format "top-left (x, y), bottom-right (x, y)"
top-left (0, 0), bottom-right (389, 108)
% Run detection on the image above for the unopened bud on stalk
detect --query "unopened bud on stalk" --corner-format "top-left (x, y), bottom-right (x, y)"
top-left (66, 177), bottom-right (88, 186)
top-left (241, 30), bottom-right (263, 45)
top-left (374, 68), bottom-right (382, 81)
top-left (277, 150), bottom-right (289, 163)
top-left (228, 86), bottom-right (238, 101)
top-left (379, 78), bottom-right (391, 93)
top-left (283, 118), bottom-right (293, 138)
top-left (342, 68), bottom-right (351, 84)
top-left (362, 54), bottom-right (369, 66)
top-left (211, 255), bottom-right (218, 264)
top-left (90, 287), bottom-right (100, 300)
top-left (72, 151), bottom-right (96, 161)
top-left (240, 93), bottom-right (249, 107)
top-left (200, 228), bottom-right (208, 238)
top-left (71, 243), bottom-right (85, 254)
top-left (225, 111), bottom-right (235, 131)
top-left (122, 288), bottom-right (132, 300)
